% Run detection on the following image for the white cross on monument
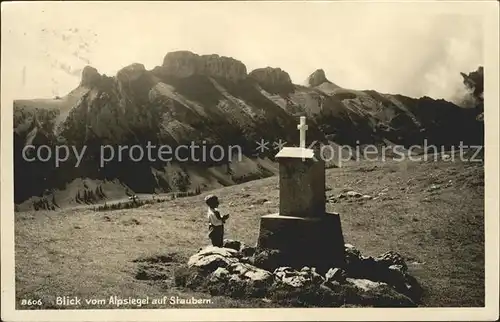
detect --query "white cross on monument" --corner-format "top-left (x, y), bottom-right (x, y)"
top-left (297, 116), bottom-right (308, 148)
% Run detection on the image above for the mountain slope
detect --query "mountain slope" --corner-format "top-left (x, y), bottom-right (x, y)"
top-left (13, 51), bottom-right (484, 207)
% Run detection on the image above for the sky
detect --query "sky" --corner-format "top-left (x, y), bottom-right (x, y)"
top-left (2, 1), bottom-right (484, 101)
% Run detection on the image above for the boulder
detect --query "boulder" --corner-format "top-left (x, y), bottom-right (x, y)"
top-left (380, 265), bottom-right (423, 301)
top-left (187, 246), bottom-right (240, 271)
top-left (173, 265), bottom-right (209, 289)
top-left (210, 262), bottom-right (273, 286)
top-left (210, 267), bottom-right (231, 281)
top-left (347, 278), bottom-right (387, 292)
top-left (344, 244), bottom-right (363, 268)
top-left (179, 256), bottom-right (273, 299)
top-left (178, 242), bottom-right (422, 307)
top-left (253, 249), bottom-right (283, 271)
top-left (325, 267), bottom-right (347, 283)
top-left (205, 262), bottom-right (273, 298)
top-left (274, 266), bottom-right (324, 288)
top-left (197, 246), bottom-right (240, 258)
top-left (228, 262), bottom-right (273, 286)
top-left (344, 248), bottom-right (422, 302)
top-left (345, 278), bottom-right (416, 307)
top-left (375, 251), bottom-right (408, 273)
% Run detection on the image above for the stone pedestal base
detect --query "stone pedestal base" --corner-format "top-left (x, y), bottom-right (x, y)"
top-left (256, 213), bottom-right (345, 273)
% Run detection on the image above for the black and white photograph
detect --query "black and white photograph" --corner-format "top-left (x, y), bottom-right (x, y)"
top-left (1, 1), bottom-right (499, 321)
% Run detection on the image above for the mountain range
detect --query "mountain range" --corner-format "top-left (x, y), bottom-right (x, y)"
top-left (13, 50), bottom-right (484, 208)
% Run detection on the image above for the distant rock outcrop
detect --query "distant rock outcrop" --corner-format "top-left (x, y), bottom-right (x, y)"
top-left (116, 63), bottom-right (147, 83)
top-left (249, 67), bottom-right (294, 94)
top-left (13, 51), bottom-right (484, 205)
top-left (161, 51), bottom-right (247, 81)
top-left (461, 66), bottom-right (484, 102)
top-left (308, 69), bottom-right (330, 87)
top-left (80, 66), bottom-right (102, 88)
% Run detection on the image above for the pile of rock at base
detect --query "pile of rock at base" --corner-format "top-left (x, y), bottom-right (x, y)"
top-left (174, 239), bottom-right (423, 307)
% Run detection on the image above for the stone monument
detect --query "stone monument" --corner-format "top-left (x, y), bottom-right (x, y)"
top-left (256, 116), bottom-right (345, 273)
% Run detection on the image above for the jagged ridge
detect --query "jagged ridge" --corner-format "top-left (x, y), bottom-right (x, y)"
top-left (13, 50), bottom-right (484, 206)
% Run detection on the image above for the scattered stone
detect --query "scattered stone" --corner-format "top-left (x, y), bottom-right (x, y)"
top-left (410, 261), bottom-right (425, 266)
top-left (375, 251), bottom-right (408, 273)
top-left (122, 218), bottom-right (140, 226)
top-left (329, 191), bottom-right (372, 203)
top-left (254, 198), bottom-right (269, 205)
top-left (347, 191), bottom-right (362, 198)
top-left (427, 184), bottom-right (441, 192)
top-left (389, 264), bottom-right (405, 274)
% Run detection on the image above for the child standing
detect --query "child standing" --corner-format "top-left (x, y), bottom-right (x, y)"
top-left (204, 194), bottom-right (229, 247)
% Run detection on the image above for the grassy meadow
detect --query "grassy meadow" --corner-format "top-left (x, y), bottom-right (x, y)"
top-left (14, 158), bottom-right (484, 309)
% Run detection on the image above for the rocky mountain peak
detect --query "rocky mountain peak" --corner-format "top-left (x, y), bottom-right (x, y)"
top-left (161, 51), bottom-right (247, 81)
top-left (308, 69), bottom-right (330, 87)
top-left (116, 63), bottom-right (147, 83)
top-left (460, 66), bottom-right (484, 100)
top-left (80, 66), bottom-right (102, 88)
top-left (249, 67), bottom-right (293, 94)
top-left (199, 54), bottom-right (247, 81)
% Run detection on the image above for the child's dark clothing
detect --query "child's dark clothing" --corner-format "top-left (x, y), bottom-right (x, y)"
top-left (208, 224), bottom-right (224, 247)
